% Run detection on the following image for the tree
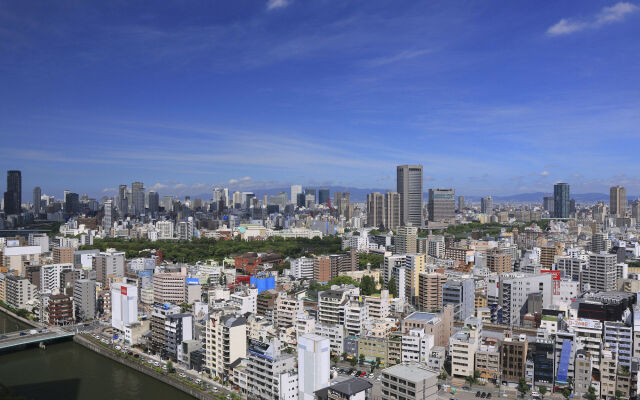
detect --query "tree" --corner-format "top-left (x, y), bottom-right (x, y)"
top-left (615, 390), bottom-right (624, 400)
top-left (350, 357), bottom-right (357, 366)
top-left (341, 352), bottom-right (348, 361)
top-left (375, 357), bottom-right (382, 368)
top-left (539, 386), bottom-right (547, 400)
top-left (561, 388), bottom-right (571, 400)
top-left (517, 378), bottom-right (529, 398)
top-left (586, 386), bottom-right (597, 400)
top-left (386, 277), bottom-right (398, 298)
top-left (360, 276), bottom-right (377, 296)
top-left (166, 360), bottom-right (175, 373)
top-left (359, 354), bottom-right (365, 365)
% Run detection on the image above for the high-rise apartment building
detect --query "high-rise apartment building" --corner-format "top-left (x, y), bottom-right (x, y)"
top-left (74, 279), bottom-right (96, 321)
top-left (428, 188), bottom-right (455, 222)
top-left (397, 165), bottom-right (423, 227)
top-left (3, 170), bottom-right (22, 215)
top-left (53, 247), bottom-right (75, 264)
top-left (103, 200), bottom-right (112, 232)
top-left (153, 272), bottom-right (186, 304)
top-left (582, 253), bottom-right (617, 292)
top-left (385, 191), bottom-right (401, 231)
top-left (118, 184), bottom-right (128, 216)
top-left (486, 248), bottom-right (512, 273)
top-left (457, 196), bottom-right (465, 212)
top-left (553, 182), bottom-right (570, 218)
top-left (206, 311), bottom-right (247, 380)
top-left (395, 225), bottom-right (418, 254)
top-left (147, 190), bottom-right (159, 215)
top-left (443, 278), bottom-right (475, 321)
top-left (610, 185), bottom-right (626, 217)
top-left (543, 196), bottom-right (554, 213)
top-left (418, 273), bottom-right (446, 312)
top-left (367, 192), bottom-right (385, 228)
top-left (94, 251), bottom-right (125, 286)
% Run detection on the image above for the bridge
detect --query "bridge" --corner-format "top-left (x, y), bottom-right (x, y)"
top-left (0, 327), bottom-right (75, 352)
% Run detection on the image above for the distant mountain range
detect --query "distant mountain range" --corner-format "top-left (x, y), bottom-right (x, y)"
top-left (190, 187), bottom-right (635, 204)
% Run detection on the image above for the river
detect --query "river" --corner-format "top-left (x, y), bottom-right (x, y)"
top-left (0, 312), bottom-right (194, 400)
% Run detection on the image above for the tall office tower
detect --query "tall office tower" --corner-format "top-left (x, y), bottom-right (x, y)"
top-left (318, 188), bottom-right (330, 205)
top-left (33, 186), bottom-right (41, 215)
top-left (131, 182), bottom-right (145, 215)
top-left (480, 196), bottom-right (493, 215)
top-left (457, 196), bottom-right (465, 212)
top-left (543, 196), bottom-right (554, 213)
top-left (74, 279), bottom-right (96, 321)
top-left (395, 225), bottom-right (418, 254)
top-left (385, 191), bottom-right (401, 231)
top-left (290, 185), bottom-right (302, 204)
top-left (334, 192), bottom-right (351, 218)
top-left (117, 184), bottom-right (128, 216)
top-left (3, 170), bottom-right (22, 215)
top-left (232, 191), bottom-right (242, 208)
top-left (610, 185), bottom-right (627, 217)
top-left (366, 192), bottom-right (385, 228)
top-left (397, 164), bottom-right (423, 226)
top-left (428, 188), bottom-right (455, 222)
top-left (64, 192), bottom-right (80, 214)
top-left (103, 200), bottom-right (113, 232)
top-left (212, 187), bottom-right (225, 210)
top-left (147, 191), bottom-right (159, 215)
top-left (553, 182), bottom-right (570, 218)
top-left (296, 193), bottom-right (306, 207)
top-left (304, 188), bottom-right (317, 203)
top-left (298, 334), bottom-right (330, 400)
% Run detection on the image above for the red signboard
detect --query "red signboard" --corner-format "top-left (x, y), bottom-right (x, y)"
top-left (540, 270), bottom-right (561, 280)
top-left (121, 286), bottom-right (127, 296)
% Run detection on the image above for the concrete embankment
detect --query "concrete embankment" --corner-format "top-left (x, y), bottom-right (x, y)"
top-left (0, 305), bottom-right (41, 329)
top-left (73, 335), bottom-right (217, 400)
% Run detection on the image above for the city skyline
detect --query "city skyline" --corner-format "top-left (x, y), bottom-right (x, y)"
top-left (1, 1), bottom-right (639, 196)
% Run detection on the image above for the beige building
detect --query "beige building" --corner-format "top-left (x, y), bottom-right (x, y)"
top-left (475, 337), bottom-right (500, 383)
top-left (404, 254), bottom-right (426, 304)
top-left (486, 248), bottom-right (511, 274)
top-left (401, 306), bottom-right (454, 348)
top-left (358, 336), bottom-right (389, 366)
top-left (275, 295), bottom-right (303, 329)
top-left (206, 311), bottom-right (247, 379)
top-left (153, 272), bottom-right (186, 304)
top-left (417, 273), bottom-right (446, 312)
top-left (449, 318), bottom-right (481, 379)
top-left (395, 226), bottom-right (418, 254)
top-left (381, 363), bottom-right (438, 400)
top-left (53, 247), bottom-right (75, 264)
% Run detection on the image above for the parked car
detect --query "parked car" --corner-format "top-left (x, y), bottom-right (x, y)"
top-left (476, 391), bottom-right (482, 397)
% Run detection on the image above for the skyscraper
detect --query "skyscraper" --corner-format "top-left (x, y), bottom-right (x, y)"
top-left (334, 192), bottom-right (350, 218)
top-left (290, 185), bottom-right (302, 205)
top-left (480, 195), bottom-right (493, 215)
top-left (297, 334), bottom-right (330, 400)
top-left (3, 170), bottom-right (22, 215)
top-left (543, 196), bottom-right (554, 213)
top-left (385, 191), bottom-right (400, 231)
top-left (428, 188), bottom-right (455, 222)
top-left (318, 188), bottom-right (330, 206)
top-left (366, 192), bottom-right (384, 228)
top-left (148, 191), bottom-right (159, 215)
top-left (553, 182), bottom-right (570, 218)
top-left (397, 164), bottom-right (423, 226)
top-left (103, 199), bottom-right (112, 233)
top-left (131, 181), bottom-right (145, 215)
top-left (304, 188), bottom-right (316, 205)
top-left (118, 184), bottom-right (128, 216)
top-left (33, 186), bottom-right (41, 215)
top-left (64, 192), bottom-right (80, 214)
top-left (457, 196), bottom-right (465, 212)
top-left (609, 185), bottom-right (626, 217)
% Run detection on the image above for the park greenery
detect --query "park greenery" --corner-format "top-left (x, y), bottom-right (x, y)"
top-left (358, 253), bottom-right (384, 270)
top-left (419, 220), bottom-right (552, 240)
top-left (80, 236), bottom-right (343, 263)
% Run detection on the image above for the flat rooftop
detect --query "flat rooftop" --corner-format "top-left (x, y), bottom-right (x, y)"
top-left (383, 363), bottom-right (438, 383)
top-left (405, 312), bottom-right (436, 322)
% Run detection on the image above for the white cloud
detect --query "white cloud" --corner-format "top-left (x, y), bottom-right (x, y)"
top-left (367, 48), bottom-right (432, 67)
top-left (547, 2), bottom-right (638, 36)
top-left (266, 0), bottom-right (290, 10)
top-left (540, 170), bottom-right (550, 177)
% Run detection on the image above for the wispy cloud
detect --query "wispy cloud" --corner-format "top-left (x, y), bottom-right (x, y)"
top-left (547, 2), bottom-right (638, 36)
top-left (540, 171), bottom-right (550, 177)
top-left (267, 0), bottom-right (291, 10)
top-left (367, 48), bottom-right (432, 67)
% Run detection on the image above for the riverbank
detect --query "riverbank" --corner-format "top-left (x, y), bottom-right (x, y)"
top-left (74, 335), bottom-right (221, 400)
top-left (0, 304), bottom-right (40, 329)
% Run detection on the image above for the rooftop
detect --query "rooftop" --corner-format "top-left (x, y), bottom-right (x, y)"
top-left (383, 363), bottom-right (438, 383)
top-left (405, 312), bottom-right (436, 322)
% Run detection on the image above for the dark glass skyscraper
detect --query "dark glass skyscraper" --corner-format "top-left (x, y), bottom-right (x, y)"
top-left (554, 182), bottom-right (570, 218)
top-left (397, 164), bottom-right (423, 226)
top-left (318, 189), bottom-right (330, 205)
top-left (3, 170), bottom-right (22, 215)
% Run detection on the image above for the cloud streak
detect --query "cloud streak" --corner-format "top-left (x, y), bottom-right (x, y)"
top-left (547, 2), bottom-right (638, 36)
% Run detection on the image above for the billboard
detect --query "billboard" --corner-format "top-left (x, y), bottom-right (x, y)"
top-left (186, 278), bottom-right (200, 285)
top-left (541, 270), bottom-right (561, 295)
top-left (121, 286), bottom-right (128, 296)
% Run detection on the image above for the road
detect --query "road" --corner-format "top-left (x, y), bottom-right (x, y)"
top-left (83, 322), bottom-right (241, 399)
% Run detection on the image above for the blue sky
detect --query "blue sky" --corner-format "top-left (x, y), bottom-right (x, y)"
top-left (1, 1), bottom-right (639, 198)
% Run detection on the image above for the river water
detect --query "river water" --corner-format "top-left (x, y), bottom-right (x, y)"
top-left (0, 311), bottom-right (194, 400)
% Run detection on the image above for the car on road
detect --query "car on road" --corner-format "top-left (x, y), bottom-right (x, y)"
top-left (115, 346), bottom-right (121, 350)
top-left (179, 373), bottom-right (186, 378)
top-left (154, 362), bottom-right (160, 367)
top-left (476, 391), bottom-right (481, 397)
top-left (486, 393), bottom-right (491, 398)
top-left (481, 392), bottom-right (487, 398)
